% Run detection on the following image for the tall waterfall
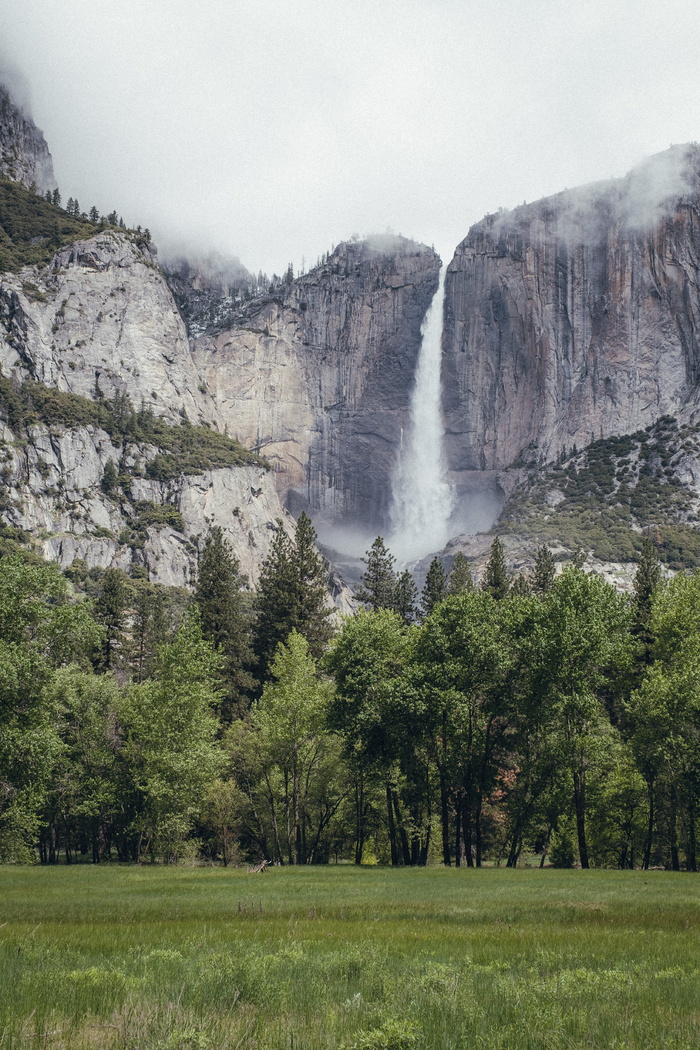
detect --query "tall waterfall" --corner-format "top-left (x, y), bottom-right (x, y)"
top-left (389, 268), bottom-right (453, 564)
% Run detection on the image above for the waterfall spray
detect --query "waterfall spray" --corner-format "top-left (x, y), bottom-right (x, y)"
top-left (389, 268), bottom-right (453, 564)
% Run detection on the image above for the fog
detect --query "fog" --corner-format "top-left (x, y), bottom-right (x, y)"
top-left (2, 0), bottom-right (700, 275)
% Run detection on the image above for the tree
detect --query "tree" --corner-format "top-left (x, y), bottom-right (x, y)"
top-left (249, 631), bottom-right (340, 864)
top-left (89, 205), bottom-right (99, 224)
top-left (118, 610), bottom-right (224, 860)
top-left (482, 538), bottom-right (509, 600)
top-left (394, 569), bottom-right (418, 625)
top-left (421, 558), bottom-right (447, 617)
top-left (52, 188), bottom-right (61, 207)
top-left (253, 513), bottom-right (333, 680)
top-left (194, 526), bottom-right (256, 720)
top-left (327, 609), bottom-right (412, 865)
top-left (94, 568), bottom-right (129, 672)
top-left (633, 536), bottom-right (662, 661)
top-left (101, 458), bottom-right (118, 495)
top-left (532, 545), bottom-right (556, 595)
top-left (356, 536), bottom-right (397, 611)
top-left (448, 552), bottom-right (473, 595)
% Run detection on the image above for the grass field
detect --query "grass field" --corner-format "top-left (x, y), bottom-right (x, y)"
top-left (1, 866), bottom-right (699, 1049)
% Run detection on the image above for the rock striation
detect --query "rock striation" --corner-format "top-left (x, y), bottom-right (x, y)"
top-left (191, 237), bottom-right (441, 530)
top-left (0, 84), bottom-right (56, 194)
top-left (443, 145), bottom-right (700, 479)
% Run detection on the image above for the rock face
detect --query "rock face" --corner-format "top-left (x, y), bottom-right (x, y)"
top-left (0, 232), bottom-right (216, 425)
top-left (0, 230), bottom-right (301, 588)
top-left (0, 416), bottom-right (289, 588)
top-left (443, 145), bottom-right (700, 477)
top-left (191, 237), bottom-right (441, 530)
top-left (0, 84), bottom-right (56, 194)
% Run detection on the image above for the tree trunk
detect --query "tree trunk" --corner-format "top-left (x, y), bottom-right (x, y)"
top-left (670, 786), bottom-right (680, 872)
top-left (391, 789), bottom-right (412, 866)
top-left (643, 779), bottom-right (655, 870)
top-left (686, 791), bottom-right (697, 872)
top-left (439, 770), bottom-right (451, 866)
top-left (573, 766), bottom-right (589, 869)
top-left (386, 781), bottom-right (399, 866)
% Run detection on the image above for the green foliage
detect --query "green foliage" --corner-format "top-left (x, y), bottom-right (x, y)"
top-left (500, 418), bottom-right (700, 568)
top-left (0, 379), bottom-right (264, 475)
top-left (0, 177), bottom-right (98, 272)
top-left (421, 557), bottom-right (447, 617)
top-left (194, 526), bottom-right (255, 720)
top-left (483, 537), bottom-right (509, 599)
top-left (447, 550), bottom-right (473, 595)
top-left (356, 537), bottom-right (397, 611)
top-left (118, 611), bottom-right (224, 858)
top-left (253, 513), bottom-right (334, 680)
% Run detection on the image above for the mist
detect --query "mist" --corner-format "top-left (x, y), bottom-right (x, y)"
top-left (1, 0), bottom-right (700, 275)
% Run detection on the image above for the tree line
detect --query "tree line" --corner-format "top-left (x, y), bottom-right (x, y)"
top-left (1, 517), bottom-right (699, 870)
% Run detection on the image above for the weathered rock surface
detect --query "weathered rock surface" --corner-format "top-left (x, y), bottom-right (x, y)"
top-left (0, 416), bottom-right (291, 588)
top-left (0, 232), bottom-right (216, 425)
top-left (0, 84), bottom-right (56, 193)
top-left (443, 145), bottom-right (700, 479)
top-left (191, 237), bottom-right (441, 530)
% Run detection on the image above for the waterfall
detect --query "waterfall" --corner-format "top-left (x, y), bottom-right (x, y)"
top-left (389, 268), bottom-right (453, 564)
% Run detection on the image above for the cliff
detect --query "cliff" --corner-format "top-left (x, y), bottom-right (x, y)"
top-left (0, 228), bottom-right (300, 588)
top-left (191, 237), bottom-right (441, 531)
top-left (0, 84), bottom-right (56, 194)
top-left (443, 145), bottom-right (700, 478)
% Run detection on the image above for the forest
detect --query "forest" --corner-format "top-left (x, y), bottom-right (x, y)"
top-left (1, 513), bottom-right (699, 873)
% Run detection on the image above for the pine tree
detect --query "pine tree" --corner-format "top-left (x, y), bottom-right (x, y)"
top-left (52, 188), bottom-right (61, 208)
top-left (633, 535), bottom-right (662, 661)
top-left (89, 205), bottom-right (99, 223)
top-left (66, 197), bottom-right (74, 215)
top-left (194, 526), bottom-right (256, 719)
top-left (447, 551), bottom-right (474, 595)
top-left (483, 538), bottom-right (509, 600)
top-left (356, 536), bottom-right (397, 611)
top-left (94, 568), bottom-right (128, 672)
top-left (511, 573), bottom-right (530, 596)
top-left (421, 557), bottom-right (447, 617)
top-left (532, 544), bottom-right (556, 595)
top-left (292, 511), bottom-right (335, 660)
top-left (394, 569), bottom-right (418, 624)
top-left (253, 513), bottom-right (333, 680)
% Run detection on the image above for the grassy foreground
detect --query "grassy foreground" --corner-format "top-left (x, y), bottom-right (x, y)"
top-left (1, 867), bottom-right (699, 1050)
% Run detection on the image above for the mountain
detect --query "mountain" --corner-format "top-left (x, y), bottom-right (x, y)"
top-left (189, 236), bottom-right (440, 532)
top-left (0, 84), bottom-right (56, 194)
top-left (442, 145), bottom-right (700, 576)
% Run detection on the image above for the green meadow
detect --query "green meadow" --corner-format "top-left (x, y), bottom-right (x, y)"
top-left (1, 866), bottom-right (699, 1050)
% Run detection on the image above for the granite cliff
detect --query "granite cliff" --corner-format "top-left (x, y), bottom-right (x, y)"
top-left (190, 237), bottom-right (441, 533)
top-left (443, 145), bottom-right (700, 480)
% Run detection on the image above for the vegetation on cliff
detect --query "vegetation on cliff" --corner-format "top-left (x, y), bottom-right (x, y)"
top-left (0, 177), bottom-right (99, 271)
top-left (500, 416), bottom-right (700, 568)
top-left (0, 378), bottom-right (266, 478)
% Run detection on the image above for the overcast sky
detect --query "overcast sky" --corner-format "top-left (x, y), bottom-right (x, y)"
top-left (1, 0), bottom-right (699, 276)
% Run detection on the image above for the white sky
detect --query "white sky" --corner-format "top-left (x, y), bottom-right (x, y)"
top-left (1, 0), bottom-right (699, 276)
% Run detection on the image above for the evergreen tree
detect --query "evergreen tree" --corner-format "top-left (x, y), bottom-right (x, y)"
top-left (532, 544), bottom-right (556, 595)
top-left (394, 569), bottom-right (418, 625)
top-left (511, 573), bottom-right (530, 596)
top-left (52, 188), bottom-right (61, 208)
top-left (89, 205), bottom-right (99, 223)
top-left (253, 513), bottom-right (333, 680)
top-left (482, 538), bottom-right (509, 600)
top-left (356, 537), bottom-right (397, 611)
top-left (66, 197), bottom-right (74, 215)
top-left (421, 557), bottom-right (447, 617)
top-left (632, 536), bottom-right (662, 660)
top-left (447, 551), bottom-right (474, 595)
top-left (194, 526), bottom-right (256, 720)
top-left (100, 458), bottom-right (118, 495)
top-left (94, 568), bottom-right (129, 672)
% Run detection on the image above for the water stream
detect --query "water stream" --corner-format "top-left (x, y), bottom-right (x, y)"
top-left (389, 268), bottom-right (454, 564)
